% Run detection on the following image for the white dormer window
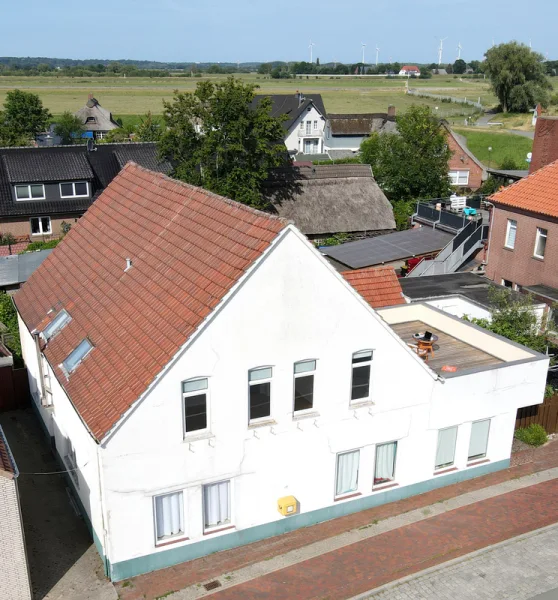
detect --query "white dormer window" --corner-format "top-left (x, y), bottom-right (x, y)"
top-left (60, 182), bottom-right (89, 198)
top-left (42, 309), bottom-right (71, 342)
top-left (62, 339), bottom-right (93, 376)
top-left (16, 184), bottom-right (45, 201)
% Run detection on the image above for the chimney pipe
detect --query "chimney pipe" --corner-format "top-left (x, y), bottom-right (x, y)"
top-left (125, 258), bottom-right (132, 271)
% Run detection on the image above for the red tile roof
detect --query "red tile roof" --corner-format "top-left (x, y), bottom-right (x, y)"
top-left (15, 163), bottom-right (287, 440)
top-left (0, 242), bottom-right (28, 256)
top-left (342, 266), bottom-right (405, 309)
top-left (490, 158), bottom-right (558, 219)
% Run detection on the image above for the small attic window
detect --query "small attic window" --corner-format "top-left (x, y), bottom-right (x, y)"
top-left (42, 309), bottom-right (71, 342)
top-left (86, 117), bottom-right (97, 124)
top-left (62, 339), bottom-right (93, 375)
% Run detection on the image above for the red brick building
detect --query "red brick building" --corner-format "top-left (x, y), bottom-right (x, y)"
top-left (443, 124), bottom-right (487, 191)
top-left (486, 158), bottom-right (558, 308)
top-left (530, 116), bottom-right (558, 174)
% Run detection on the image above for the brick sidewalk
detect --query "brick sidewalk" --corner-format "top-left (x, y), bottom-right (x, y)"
top-left (115, 441), bottom-right (558, 600)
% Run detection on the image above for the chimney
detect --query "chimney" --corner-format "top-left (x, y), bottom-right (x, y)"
top-left (387, 105), bottom-right (396, 118)
top-left (529, 116), bottom-right (558, 174)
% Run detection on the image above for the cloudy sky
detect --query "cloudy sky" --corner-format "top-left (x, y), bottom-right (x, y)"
top-left (2, 0), bottom-right (556, 64)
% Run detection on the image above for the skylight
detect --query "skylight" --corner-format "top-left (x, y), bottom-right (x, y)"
top-left (42, 310), bottom-right (71, 341)
top-left (62, 339), bottom-right (93, 375)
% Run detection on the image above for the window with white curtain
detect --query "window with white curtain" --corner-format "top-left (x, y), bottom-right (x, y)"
top-left (374, 441), bottom-right (397, 485)
top-left (203, 480), bottom-right (231, 529)
top-left (505, 219), bottom-right (517, 249)
top-left (351, 350), bottom-right (373, 402)
top-left (435, 426), bottom-right (458, 469)
top-left (468, 419), bottom-right (490, 461)
top-left (154, 491), bottom-right (184, 541)
top-left (335, 450), bottom-right (359, 497)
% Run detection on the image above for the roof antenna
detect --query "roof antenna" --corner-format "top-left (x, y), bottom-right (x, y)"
top-left (125, 258), bottom-right (133, 272)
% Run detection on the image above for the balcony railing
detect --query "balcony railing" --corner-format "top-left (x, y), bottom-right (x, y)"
top-left (298, 129), bottom-right (322, 137)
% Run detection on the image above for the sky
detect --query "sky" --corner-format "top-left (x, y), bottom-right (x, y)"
top-left (1, 0), bottom-right (556, 64)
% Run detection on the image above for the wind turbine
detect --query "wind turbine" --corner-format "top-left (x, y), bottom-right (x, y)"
top-left (375, 44), bottom-right (380, 66)
top-left (309, 40), bottom-right (315, 63)
top-left (456, 42), bottom-right (462, 60)
top-left (438, 37), bottom-right (448, 65)
top-left (361, 42), bottom-right (367, 64)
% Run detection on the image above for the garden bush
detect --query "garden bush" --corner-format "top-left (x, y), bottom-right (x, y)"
top-left (514, 424), bottom-right (548, 447)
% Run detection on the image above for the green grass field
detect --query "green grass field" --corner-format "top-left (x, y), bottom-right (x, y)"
top-left (453, 128), bottom-right (533, 169)
top-left (0, 73), bottom-right (494, 118)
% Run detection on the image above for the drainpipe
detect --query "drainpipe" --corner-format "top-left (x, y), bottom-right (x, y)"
top-left (483, 200), bottom-right (495, 273)
top-left (96, 446), bottom-right (111, 578)
top-left (33, 332), bottom-right (47, 405)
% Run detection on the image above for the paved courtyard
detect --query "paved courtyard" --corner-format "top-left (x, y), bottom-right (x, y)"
top-left (365, 524), bottom-right (558, 600)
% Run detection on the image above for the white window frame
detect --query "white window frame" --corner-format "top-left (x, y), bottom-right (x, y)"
top-left (374, 441), bottom-right (398, 487)
top-left (42, 309), bottom-right (71, 342)
top-left (505, 219), bottom-right (517, 249)
top-left (30, 216), bottom-right (52, 236)
top-left (313, 120), bottom-right (318, 131)
top-left (335, 449), bottom-right (360, 498)
top-left (299, 121), bottom-right (304, 130)
top-left (350, 349), bottom-right (373, 404)
top-left (468, 419), bottom-right (491, 462)
top-left (248, 366), bottom-right (273, 424)
top-left (435, 426), bottom-right (458, 470)
top-left (534, 227), bottom-right (547, 259)
top-left (15, 183), bottom-right (45, 201)
top-left (306, 120), bottom-right (312, 134)
top-left (448, 170), bottom-right (469, 186)
top-left (182, 377), bottom-right (209, 437)
top-left (153, 491), bottom-right (185, 543)
top-left (202, 480), bottom-right (232, 532)
top-left (293, 359), bottom-right (316, 414)
top-left (59, 181), bottom-right (89, 198)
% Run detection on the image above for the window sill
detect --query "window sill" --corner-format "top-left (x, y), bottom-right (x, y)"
top-left (433, 466), bottom-right (457, 476)
top-left (349, 399), bottom-right (374, 409)
top-left (334, 492), bottom-right (361, 502)
top-left (183, 431), bottom-right (214, 443)
top-left (373, 482), bottom-right (398, 492)
top-left (503, 246), bottom-right (515, 251)
top-left (248, 418), bottom-right (276, 430)
top-left (467, 458), bottom-right (489, 467)
top-left (155, 536), bottom-right (189, 548)
top-left (532, 255), bottom-right (545, 262)
top-left (203, 524), bottom-right (235, 536)
top-left (293, 410), bottom-right (320, 421)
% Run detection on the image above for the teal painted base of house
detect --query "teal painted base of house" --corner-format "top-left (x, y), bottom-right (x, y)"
top-left (110, 458), bottom-right (509, 582)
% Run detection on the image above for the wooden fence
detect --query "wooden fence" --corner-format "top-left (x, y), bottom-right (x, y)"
top-left (0, 366), bottom-right (30, 411)
top-left (515, 393), bottom-right (558, 434)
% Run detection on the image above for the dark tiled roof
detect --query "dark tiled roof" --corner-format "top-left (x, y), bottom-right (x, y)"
top-left (252, 94), bottom-right (326, 130)
top-left (328, 114), bottom-right (397, 136)
top-left (0, 143), bottom-right (171, 219)
top-left (2, 151), bottom-right (93, 183)
top-left (15, 164), bottom-right (287, 440)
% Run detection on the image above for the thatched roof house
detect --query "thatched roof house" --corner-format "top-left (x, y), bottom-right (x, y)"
top-left (263, 164), bottom-right (395, 241)
top-left (75, 95), bottom-right (120, 139)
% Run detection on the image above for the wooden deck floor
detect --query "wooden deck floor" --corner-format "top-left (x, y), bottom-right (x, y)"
top-left (391, 320), bottom-right (503, 374)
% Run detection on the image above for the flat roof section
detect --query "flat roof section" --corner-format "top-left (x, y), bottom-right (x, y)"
top-left (321, 227), bottom-right (453, 270)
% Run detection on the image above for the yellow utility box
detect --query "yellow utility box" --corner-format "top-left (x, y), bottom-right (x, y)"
top-left (277, 495), bottom-right (298, 516)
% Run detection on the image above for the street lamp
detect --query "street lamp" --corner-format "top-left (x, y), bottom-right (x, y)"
top-left (488, 146), bottom-right (492, 169)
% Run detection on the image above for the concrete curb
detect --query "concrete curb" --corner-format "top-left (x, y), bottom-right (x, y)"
top-left (348, 522), bottom-right (558, 599)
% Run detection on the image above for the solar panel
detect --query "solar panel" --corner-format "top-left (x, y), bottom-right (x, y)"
top-left (323, 228), bottom-right (454, 269)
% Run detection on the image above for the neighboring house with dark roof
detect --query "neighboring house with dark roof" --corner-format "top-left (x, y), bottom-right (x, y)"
top-left (0, 142), bottom-right (170, 241)
top-left (443, 123), bottom-right (487, 190)
top-left (262, 164), bottom-right (395, 242)
top-left (0, 249), bottom-right (53, 292)
top-left (75, 95), bottom-right (120, 140)
top-left (14, 163), bottom-right (547, 580)
top-left (324, 107), bottom-right (397, 159)
top-left (486, 158), bottom-right (558, 311)
top-left (251, 93), bottom-right (327, 157)
top-left (0, 424), bottom-right (32, 600)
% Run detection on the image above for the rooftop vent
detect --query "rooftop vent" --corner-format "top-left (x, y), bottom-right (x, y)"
top-left (125, 258), bottom-right (133, 271)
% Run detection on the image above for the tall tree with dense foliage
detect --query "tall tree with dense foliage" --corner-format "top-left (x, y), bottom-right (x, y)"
top-left (484, 42), bottom-right (552, 112)
top-left (3, 89), bottom-right (51, 140)
top-left (0, 292), bottom-right (22, 366)
top-left (360, 105), bottom-right (451, 228)
top-left (158, 77), bottom-right (289, 208)
top-left (136, 111), bottom-right (161, 142)
top-left (453, 59), bottom-right (467, 74)
top-left (54, 111), bottom-right (84, 144)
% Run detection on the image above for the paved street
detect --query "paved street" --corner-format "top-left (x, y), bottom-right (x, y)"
top-left (365, 524), bottom-right (558, 600)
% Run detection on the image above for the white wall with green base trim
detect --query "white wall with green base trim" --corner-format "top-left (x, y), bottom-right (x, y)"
top-left (110, 458), bottom-right (508, 582)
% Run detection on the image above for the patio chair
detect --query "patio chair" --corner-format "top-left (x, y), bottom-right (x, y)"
top-left (407, 342), bottom-right (429, 361)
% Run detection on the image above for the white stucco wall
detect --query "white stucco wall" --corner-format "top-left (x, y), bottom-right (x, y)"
top-left (18, 318), bottom-right (106, 558)
top-left (284, 105), bottom-right (326, 154)
top-left (97, 228), bottom-right (545, 568)
top-left (424, 297), bottom-right (491, 321)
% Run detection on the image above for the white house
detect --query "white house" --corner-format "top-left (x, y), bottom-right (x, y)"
top-left (15, 163), bottom-right (548, 582)
top-left (398, 65), bottom-right (421, 76)
top-left (252, 93), bottom-right (327, 157)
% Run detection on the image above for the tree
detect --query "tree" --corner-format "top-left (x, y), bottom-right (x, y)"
top-left (0, 111), bottom-right (29, 146)
top-left (0, 292), bottom-right (22, 366)
top-left (258, 63), bottom-right (272, 75)
top-left (136, 111), bottom-right (161, 142)
top-left (484, 42), bottom-right (552, 112)
top-left (453, 59), bottom-right (466, 74)
top-left (54, 111), bottom-right (84, 144)
top-left (446, 63), bottom-right (453, 74)
top-left (158, 77), bottom-right (290, 209)
top-left (3, 89), bottom-right (51, 140)
top-left (360, 105), bottom-right (452, 210)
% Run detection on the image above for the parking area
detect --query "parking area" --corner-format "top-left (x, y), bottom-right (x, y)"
top-left (0, 409), bottom-right (116, 600)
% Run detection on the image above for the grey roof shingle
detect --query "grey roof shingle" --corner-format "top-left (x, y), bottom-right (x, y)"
top-left (251, 94), bottom-right (326, 131)
top-left (113, 145), bottom-right (172, 174)
top-left (2, 152), bottom-right (94, 183)
top-left (0, 249), bottom-right (53, 287)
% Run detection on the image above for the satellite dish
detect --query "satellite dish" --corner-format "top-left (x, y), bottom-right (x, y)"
top-left (526, 151), bottom-right (532, 163)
